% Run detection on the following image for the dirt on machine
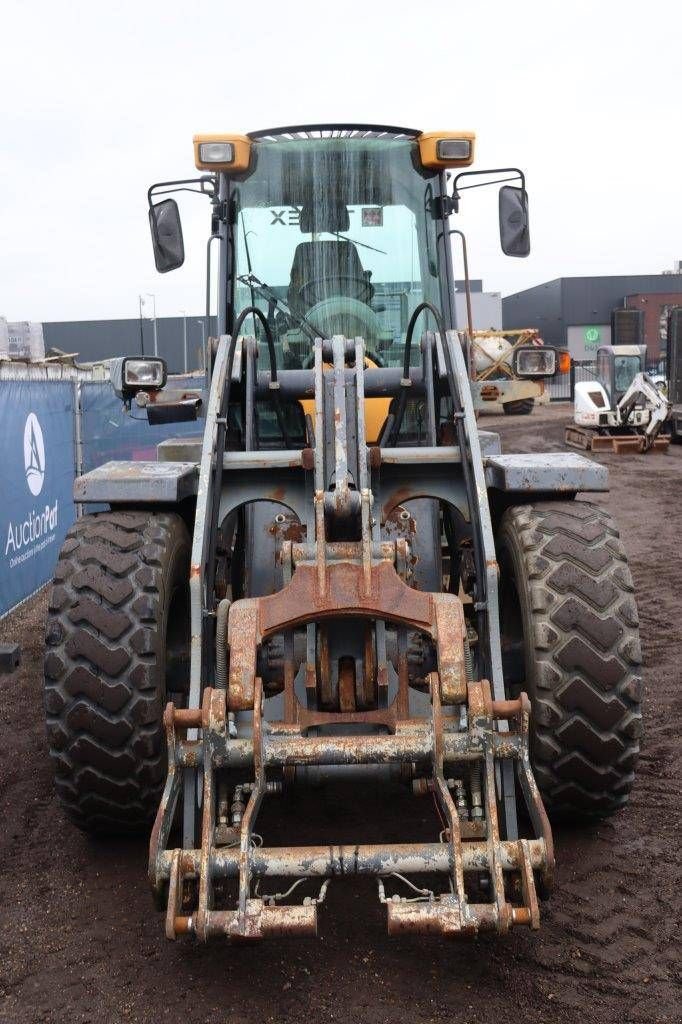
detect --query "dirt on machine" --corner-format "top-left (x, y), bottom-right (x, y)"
top-left (43, 125), bottom-right (642, 944)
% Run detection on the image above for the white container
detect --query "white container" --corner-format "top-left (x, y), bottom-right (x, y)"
top-left (473, 334), bottom-right (513, 375)
top-left (0, 318), bottom-right (9, 359)
top-left (1, 321), bottom-right (45, 361)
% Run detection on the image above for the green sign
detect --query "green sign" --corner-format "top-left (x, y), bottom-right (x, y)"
top-left (584, 327), bottom-right (601, 345)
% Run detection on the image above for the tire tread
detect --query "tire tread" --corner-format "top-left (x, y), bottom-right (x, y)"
top-left (499, 501), bottom-right (642, 819)
top-left (44, 511), bottom-right (189, 833)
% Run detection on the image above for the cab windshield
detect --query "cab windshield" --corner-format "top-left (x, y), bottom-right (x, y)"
top-left (231, 136), bottom-right (443, 370)
top-left (614, 355), bottom-right (641, 393)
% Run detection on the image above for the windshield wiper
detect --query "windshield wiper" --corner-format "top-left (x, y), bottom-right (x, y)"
top-left (237, 273), bottom-right (327, 342)
top-left (330, 231), bottom-right (387, 256)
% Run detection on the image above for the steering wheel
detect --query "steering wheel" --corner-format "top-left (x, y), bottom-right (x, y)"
top-left (298, 274), bottom-right (374, 307)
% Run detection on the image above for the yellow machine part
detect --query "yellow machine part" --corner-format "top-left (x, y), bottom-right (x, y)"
top-left (417, 131), bottom-right (476, 169)
top-left (193, 131), bottom-right (477, 175)
top-left (299, 358), bottom-right (390, 444)
top-left (193, 133), bottom-right (252, 172)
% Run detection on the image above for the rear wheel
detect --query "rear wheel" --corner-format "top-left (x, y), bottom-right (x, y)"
top-left (44, 511), bottom-right (191, 833)
top-left (503, 398), bottom-right (534, 415)
top-left (497, 501), bottom-right (642, 819)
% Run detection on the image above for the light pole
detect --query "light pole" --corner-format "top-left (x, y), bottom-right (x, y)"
top-left (196, 319), bottom-right (206, 370)
top-left (180, 309), bottom-right (188, 373)
top-left (137, 294), bottom-right (145, 355)
top-left (140, 293), bottom-right (158, 357)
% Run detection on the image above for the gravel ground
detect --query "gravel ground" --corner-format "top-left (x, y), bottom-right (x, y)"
top-left (1, 403), bottom-right (680, 1024)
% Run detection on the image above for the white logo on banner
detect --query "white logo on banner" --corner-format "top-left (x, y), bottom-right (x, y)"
top-left (5, 410), bottom-right (58, 567)
top-left (23, 412), bottom-right (45, 496)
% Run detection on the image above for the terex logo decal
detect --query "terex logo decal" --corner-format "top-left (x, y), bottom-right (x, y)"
top-left (24, 412), bottom-right (45, 496)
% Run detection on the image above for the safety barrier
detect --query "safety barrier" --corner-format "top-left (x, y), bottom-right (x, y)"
top-left (0, 370), bottom-right (204, 618)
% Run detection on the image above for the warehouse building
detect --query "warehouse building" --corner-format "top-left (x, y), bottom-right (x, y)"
top-left (503, 271), bottom-right (682, 362)
top-left (7, 282), bottom-right (502, 372)
top-left (41, 315), bottom-right (216, 373)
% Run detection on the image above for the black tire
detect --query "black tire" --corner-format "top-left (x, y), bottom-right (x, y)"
top-left (44, 511), bottom-right (191, 834)
top-left (497, 501), bottom-right (642, 820)
top-left (503, 398), bottom-right (535, 415)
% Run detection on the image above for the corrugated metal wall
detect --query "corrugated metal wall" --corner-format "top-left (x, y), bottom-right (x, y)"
top-left (42, 316), bottom-right (217, 374)
top-left (503, 274), bottom-right (682, 350)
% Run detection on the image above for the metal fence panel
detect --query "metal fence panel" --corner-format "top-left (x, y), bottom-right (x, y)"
top-left (0, 382), bottom-right (76, 617)
top-left (79, 377), bottom-right (204, 472)
top-left (550, 356), bottom-right (667, 404)
top-left (548, 371), bottom-right (572, 402)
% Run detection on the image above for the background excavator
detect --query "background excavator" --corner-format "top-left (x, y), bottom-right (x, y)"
top-left (566, 341), bottom-right (670, 453)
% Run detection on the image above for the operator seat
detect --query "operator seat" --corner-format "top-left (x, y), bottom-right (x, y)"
top-left (287, 239), bottom-right (369, 317)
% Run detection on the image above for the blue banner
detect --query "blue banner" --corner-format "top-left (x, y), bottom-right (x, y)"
top-left (0, 382), bottom-right (76, 617)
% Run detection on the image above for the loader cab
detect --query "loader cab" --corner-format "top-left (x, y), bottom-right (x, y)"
top-left (596, 344), bottom-right (646, 404)
top-left (145, 125), bottom-right (533, 445)
top-left (147, 125), bottom-right (534, 380)
top-left (226, 130), bottom-right (456, 372)
top-left (199, 127), bottom-right (479, 445)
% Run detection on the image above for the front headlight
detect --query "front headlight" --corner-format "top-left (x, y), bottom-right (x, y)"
top-left (123, 358), bottom-right (167, 389)
top-left (198, 141), bottom-right (235, 164)
top-left (109, 356), bottom-right (167, 400)
top-left (513, 346), bottom-right (557, 377)
top-left (436, 138), bottom-right (472, 161)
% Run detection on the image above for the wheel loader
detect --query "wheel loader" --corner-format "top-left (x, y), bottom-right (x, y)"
top-left (44, 125), bottom-right (642, 942)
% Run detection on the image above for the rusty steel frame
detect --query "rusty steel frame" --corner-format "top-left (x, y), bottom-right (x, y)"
top-left (151, 333), bottom-right (556, 942)
top-left (150, 678), bottom-right (553, 940)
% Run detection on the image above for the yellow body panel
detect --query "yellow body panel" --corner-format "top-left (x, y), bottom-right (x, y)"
top-left (299, 358), bottom-right (390, 445)
top-left (193, 133), bottom-right (252, 172)
top-left (418, 131), bottom-right (476, 169)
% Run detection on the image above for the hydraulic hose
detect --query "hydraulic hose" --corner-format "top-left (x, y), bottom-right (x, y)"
top-left (232, 305), bottom-right (291, 447)
top-left (384, 301), bottom-right (446, 447)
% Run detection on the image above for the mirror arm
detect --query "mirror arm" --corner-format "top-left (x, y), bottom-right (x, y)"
top-left (452, 167), bottom-right (525, 203)
top-left (147, 176), bottom-right (217, 206)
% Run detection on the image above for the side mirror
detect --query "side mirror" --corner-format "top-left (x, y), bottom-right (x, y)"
top-left (149, 198), bottom-right (185, 273)
top-left (499, 185), bottom-right (530, 257)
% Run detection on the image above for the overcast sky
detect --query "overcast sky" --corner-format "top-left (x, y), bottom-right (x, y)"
top-left (2, 0), bottom-right (680, 324)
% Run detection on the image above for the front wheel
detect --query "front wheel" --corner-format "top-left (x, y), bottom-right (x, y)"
top-left (497, 501), bottom-right (642, 820)
top-left (44, 511), bottom-right (191, 834)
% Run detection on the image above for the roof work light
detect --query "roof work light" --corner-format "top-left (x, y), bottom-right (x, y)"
top-left (193, 134), bottom-right (252, 172)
